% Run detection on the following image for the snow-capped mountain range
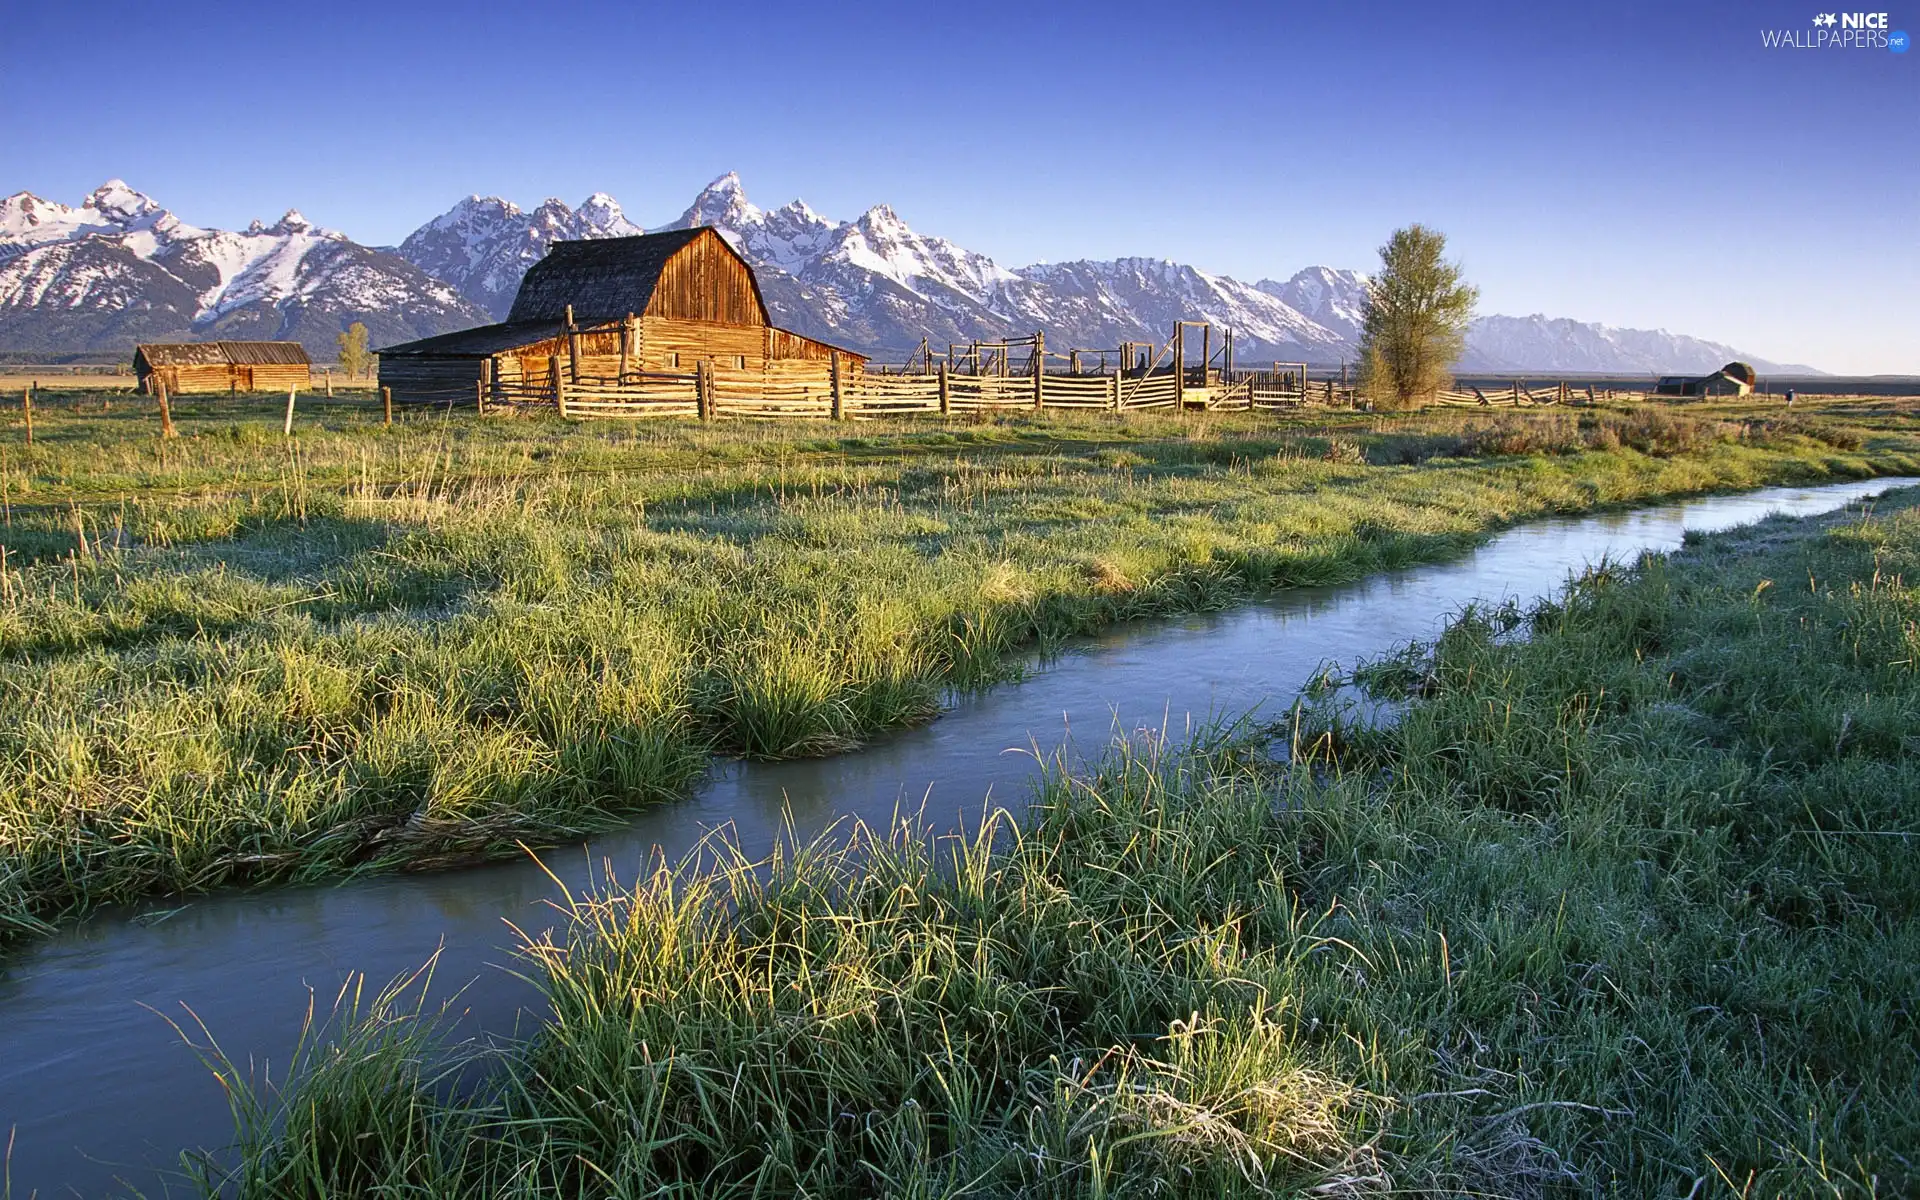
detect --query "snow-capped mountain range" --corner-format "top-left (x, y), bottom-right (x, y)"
top-left (0, 175), bottom-right (1818, 374)
top-left (0, 182), bottom-right (483, 354)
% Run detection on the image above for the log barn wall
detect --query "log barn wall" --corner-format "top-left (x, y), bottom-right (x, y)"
top-left (135, 342), bottom-right (312, 395)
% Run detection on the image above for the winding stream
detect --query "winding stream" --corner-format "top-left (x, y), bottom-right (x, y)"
top-left (2, 476), bottom-right (1913, 1196)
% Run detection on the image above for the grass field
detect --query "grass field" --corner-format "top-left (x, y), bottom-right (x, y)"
top-left (0, 391), bottom-right (1915, 946)
top-left (187, 482), bottom-right (1920, 1197)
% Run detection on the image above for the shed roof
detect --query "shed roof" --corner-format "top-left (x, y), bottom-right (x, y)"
top-left (377, 319), bottom-right (573, 358)
top-left (136, 341), bottom-right (311, 366)
top-left (507, 228), bottom-right (765, 324)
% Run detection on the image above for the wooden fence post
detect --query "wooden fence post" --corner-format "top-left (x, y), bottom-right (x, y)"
top-left (938, 361), bottom-right (950, 415)
top-left (1038, 331), bottom-right (1051, 405)
top-left (382, 386), bottom-right (393, 426)
top-left (564, 304), bottom-right (580, 384)
top-left (619, 313), bottom-right (633, 381)
top-left (157, 378), bottom-right (175, 438)
top-left (476, 378), bottom-right (486, 416)
top-left (1172, 324), bottom-right (1184, 406)
top-left (830, 351), bottom-right (843, 420)
top-left (325, 368), bottom-right (333, 398)
top-left (283, 386), bottom-right (297, 436)
top-left (21, 383), bottom-right (32, 447)
top-left (553, 358), bottom-right (569, 419)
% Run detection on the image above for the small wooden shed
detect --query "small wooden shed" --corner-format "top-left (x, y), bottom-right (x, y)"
top-left (378, 227), bottom-right (863, 406)
top-left (134, 342), bottom-right (313, 395)
top-left (1656, 361), bottom-right (1757, 398)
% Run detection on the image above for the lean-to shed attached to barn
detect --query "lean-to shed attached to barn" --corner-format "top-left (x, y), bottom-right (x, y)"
top-left (134, 341), bottom-right (313, 395)
top-left (376, 227), bottom-right (862, 406)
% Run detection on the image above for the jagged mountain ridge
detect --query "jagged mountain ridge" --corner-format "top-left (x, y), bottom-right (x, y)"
top-left (0, 181), bottom-right (486, 355)
top-left (394, 193), bottom-right (644, 319)
top-left (402, 174), bottom-right (1817, 373)
top-left (0, 176), bottom-right (1819, 373)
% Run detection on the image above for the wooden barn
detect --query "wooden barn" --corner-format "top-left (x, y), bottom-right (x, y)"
top-left (134, 341), bottom-right (312, 395)
top-left (377, 227), bottom-right (863, 406)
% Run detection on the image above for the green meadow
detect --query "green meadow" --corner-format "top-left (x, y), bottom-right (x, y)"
top-left (190, 467), bottom-right (1920, 1197)
top-left (0, 391), bottom-right (1914, 944)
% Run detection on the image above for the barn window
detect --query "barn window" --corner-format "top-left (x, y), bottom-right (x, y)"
top-left (734, 355), bottom-right (746, 369)
top-left (666, 352), bottom-right (680, 368)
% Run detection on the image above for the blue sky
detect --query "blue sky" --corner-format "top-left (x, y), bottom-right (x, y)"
top-left (5, 0), bottom-right (1914, 371)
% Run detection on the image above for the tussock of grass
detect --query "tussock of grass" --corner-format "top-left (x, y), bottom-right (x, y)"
top-left (193, 488), bottom-right (1920, 1197)
top-left (0, 396), bottom-right (1916, 942)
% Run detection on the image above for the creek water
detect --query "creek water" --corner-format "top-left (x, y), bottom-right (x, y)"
top-left (2, 476), bottom-right (1913, 1197)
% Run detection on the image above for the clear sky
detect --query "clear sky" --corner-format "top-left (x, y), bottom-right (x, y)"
top-left (4, 0), bottom-right (1914, 372)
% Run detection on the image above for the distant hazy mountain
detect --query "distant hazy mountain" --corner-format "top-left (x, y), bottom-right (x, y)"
top-left (1463, 314), bottom-right (1817, 375)
top-left (0, 181), bottom-right (485, 356)
top-left (0, 175), bottom-right (1820, 374)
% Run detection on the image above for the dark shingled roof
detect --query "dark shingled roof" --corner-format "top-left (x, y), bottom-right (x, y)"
top-left (508, 229), bottom-right (712, 323)
top-left (377, 320), bottom-right (572, 358)
top-left (136, 341), bottom-right (311, 366)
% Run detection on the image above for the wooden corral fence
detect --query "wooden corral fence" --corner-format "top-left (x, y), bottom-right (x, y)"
top-left (491, 324), bottom-right (1341, 421)
top-left (462, 320), bottom-right (1664, 423)
top-left (1432, 381), bottom-right (1621, 408)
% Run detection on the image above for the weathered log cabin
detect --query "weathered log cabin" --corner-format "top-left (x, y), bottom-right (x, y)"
top-left (134, 341), bottom-right (312, 395)
top-left (377, 227), bottom-right (864, 406)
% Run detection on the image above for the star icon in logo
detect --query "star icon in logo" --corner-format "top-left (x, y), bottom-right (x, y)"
top-left (1813, 12), bottom-right (1838, 26)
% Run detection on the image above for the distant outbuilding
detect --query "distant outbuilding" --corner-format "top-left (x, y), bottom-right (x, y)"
top-left (1655, 361), bottom-right (1757, 398)
top-left (134, 341), bottom-right (312, 395)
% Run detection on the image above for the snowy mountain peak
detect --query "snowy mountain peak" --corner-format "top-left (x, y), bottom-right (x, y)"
top-left (396, 190), bottom-right (652, 318)
top-left (0, 191), bottom-right (66, 239)
top-left (857, 203), bottom-right (905, 231)
top-left (574, 192), bottom-right (641, 237)
top-left (825, 204), bottom-right (1019, 303)
top-left (425, 195), bottom-right (525, 234)
top-left (1257, 267), bottom-right (1371, 343)
top-left (270, 209), bottom-right (314, 235)
top-left (85, 179), bottom-right (160, 221)
top-left (677, 172), bottom-right (761, 231)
